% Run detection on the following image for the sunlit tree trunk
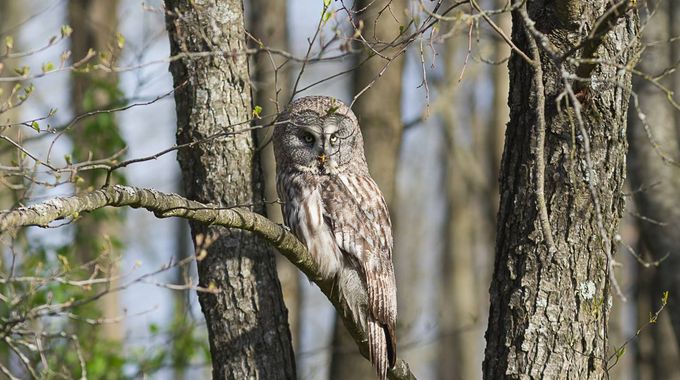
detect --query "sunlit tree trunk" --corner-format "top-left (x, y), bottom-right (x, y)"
top-left (488, 0), bottom-right (511, 219)
top-left (68, 0), bottom-right (123, 342)
top-left (0, 2), bottom-right (24, 372)
top-left (437, 28), bottom-right (485, 379)
top-left (329, 0), bottom-right (407, 378)
top-left (0, 1), bottom-right (24, 210)
top-left (165, 0), bottom-right (296, 377)
top-left (484, 1), bottom-right (639, 378)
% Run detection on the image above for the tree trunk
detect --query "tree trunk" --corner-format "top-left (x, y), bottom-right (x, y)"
top-left (0, 1), bottom-right (23, 209)
top-left (484, 1), bottom-right (639, 378)
top-left (171, 187), bottom-right (192, 380)
top-left (351, 0), bottom-right (406, 208)
top-left (488, 0), bottom-right (511, 220)
top-left (68, 0), bottom-right (123, 342)
top-left (439, 88), bottom-right (481, 380)
top-left (165, 1), bottom-right (296, 378)
top-left (330, 0), bottom-right (406, 378)
top-left (247, 0), bottom-right (300, 351)
top-left (0, 3), bottom-right (24, 373)
top-left (628, 0), bottom-right (680, 357)
top-left (437, 29), bottom-right (485, 379)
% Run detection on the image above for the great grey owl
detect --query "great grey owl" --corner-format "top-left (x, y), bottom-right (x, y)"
top-left (273, 96), bottom-right (397, 379)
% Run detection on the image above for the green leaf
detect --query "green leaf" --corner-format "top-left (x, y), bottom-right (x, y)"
top-left (61, 25), bottom-right (73, 38)
top-left (14, 65), bottom-right (30, 77)
top-left (252, 105), bottom-right (263, 118)
top-left (115, 32), bottom-right (125, 49)
top-left (42, 61), bottom-right (55, 73)
top-left (323, 0), bottom-right (331, 7)
top-left (30, 121), bottom-right (39, 132)
top-left (616, 346), bottom-right (625, 359)
top-left (57, 254), bottom-right (70, 271)
top-left (325, 105), bottom-right (339, 115)
top-left (4, 35), bottom-right (13, 50)
top-left (17, 84), bottom-right (34, 102)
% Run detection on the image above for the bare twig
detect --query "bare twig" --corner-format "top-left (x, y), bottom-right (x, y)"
top-left (518, 5), bottom-right (558, 255)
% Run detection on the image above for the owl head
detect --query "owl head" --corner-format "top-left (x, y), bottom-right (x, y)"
top-left (273, 96), bottom-right (368, 175)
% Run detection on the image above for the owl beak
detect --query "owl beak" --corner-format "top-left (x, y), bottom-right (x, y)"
top-left (318, 153), bottom-right (327, 164)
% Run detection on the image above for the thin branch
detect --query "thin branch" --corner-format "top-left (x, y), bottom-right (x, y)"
top-left (470, 0), bottom-right (533, 65)
top-left (518, 5), bottom-right (558, 255)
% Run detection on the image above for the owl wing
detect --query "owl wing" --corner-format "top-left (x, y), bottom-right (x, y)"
top-left (321, 173), bottom-right (397, 379)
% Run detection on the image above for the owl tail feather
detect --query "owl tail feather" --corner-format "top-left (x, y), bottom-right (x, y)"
top-left (368, 320), bottom-right (396, 380)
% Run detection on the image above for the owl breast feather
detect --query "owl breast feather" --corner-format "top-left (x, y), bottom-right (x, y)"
top-left (283, 177), bottom-right (343, 278)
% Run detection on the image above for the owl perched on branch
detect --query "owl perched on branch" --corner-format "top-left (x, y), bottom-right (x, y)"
top-left (273, 96), bottom-right (397, 379)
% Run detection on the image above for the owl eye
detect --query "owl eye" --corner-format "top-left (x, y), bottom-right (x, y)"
top-left (329, 133), bottom-right (338, 145)
top-left (303, 133), bottom-right (315, 144)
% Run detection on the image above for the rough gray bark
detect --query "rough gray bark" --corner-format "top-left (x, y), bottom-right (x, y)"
top-left (247, 0), bottom-right (300, 351)
top-left (330, 0), bottom-right (407, 378)
top-left (164, 1), bottom-right (296, 378)
top-left (628, 0), bottom-right (680, 358)
top-left (483, 1), bottom-right (639, 378)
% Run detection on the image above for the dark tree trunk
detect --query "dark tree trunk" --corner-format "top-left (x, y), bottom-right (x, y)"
top-left (330, 0), bottom-right (406, 378)
top-left (165, 1), bottom-right (296, 378)
top-left (484, 1), bottom-right (639, 378)
top-left (628, 0), bottom-right (680, 355)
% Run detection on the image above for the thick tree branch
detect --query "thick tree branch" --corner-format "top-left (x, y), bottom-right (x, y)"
top-left (0, 185), bottom-right (416, 380)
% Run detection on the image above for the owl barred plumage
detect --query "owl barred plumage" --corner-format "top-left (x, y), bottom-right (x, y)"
top-left (272, 96), bottom-right (397, 379)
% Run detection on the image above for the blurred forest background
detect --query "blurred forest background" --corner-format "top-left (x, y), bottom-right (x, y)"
top-left (0, 0), bottom-right (679, 379)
